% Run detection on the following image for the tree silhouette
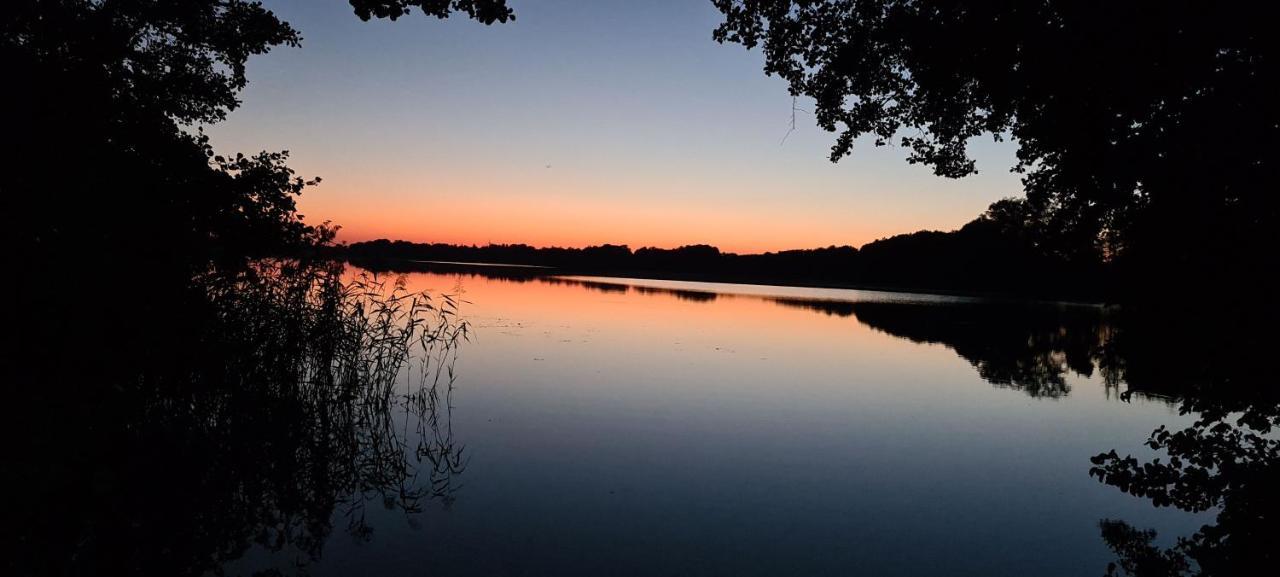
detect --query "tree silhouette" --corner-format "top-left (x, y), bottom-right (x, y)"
top-left (349, 0), bottom-right (513, 22)
top-left (712, 1), bottom-right (1279, 298)
top-left (2, 0), bottom-right (512, 294)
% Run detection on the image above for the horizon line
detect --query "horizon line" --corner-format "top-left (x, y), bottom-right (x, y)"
top-left (341, 233), bottom-right (956, 257)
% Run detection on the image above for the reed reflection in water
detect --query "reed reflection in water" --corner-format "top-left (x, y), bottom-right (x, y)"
top-left (9, 262), bottom-right (469, 576)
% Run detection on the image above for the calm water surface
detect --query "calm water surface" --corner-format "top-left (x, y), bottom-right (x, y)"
top-left (238, 269), bottom-right (1206, 576)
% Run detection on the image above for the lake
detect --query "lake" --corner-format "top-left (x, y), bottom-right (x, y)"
top-left (221, 266), bottom-right (1212, 576)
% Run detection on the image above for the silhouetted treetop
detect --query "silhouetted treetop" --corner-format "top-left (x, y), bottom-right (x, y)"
top-left (6, 0), bottom-right (300, 125)
top-left (3, 0), bottom-right (515, 291)
top-left (713, 1), bottom-right (1280, 285)
top-left (348, 0), bottom-right (514, 23)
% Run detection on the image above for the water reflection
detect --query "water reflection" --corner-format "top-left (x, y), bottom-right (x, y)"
top-left (849, 301), bottom-right (1117, 399)
top-left (378, 264), bottom-right (1274, 576)
top-left (544, 273), bottom-right (1123, 400)
top-left (9, 263), bottom-right (467, 576)
top-left (1088, 312), bottom-right (1278, 576)
top-left (12, 259), bottom-right (1276, 576)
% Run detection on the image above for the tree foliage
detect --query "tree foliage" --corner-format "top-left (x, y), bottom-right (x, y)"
top-left (349, 0), bottom-right (513, 23)
top-left (2, 0), bottom-right (511, 285)
top-left (4, 1), bottom-right (311, 274)
top-left (712, 1), bottom-right (1280, 286)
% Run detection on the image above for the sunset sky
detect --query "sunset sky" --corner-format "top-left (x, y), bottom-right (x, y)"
top-left (206, 0), bottom-right (1023, 254)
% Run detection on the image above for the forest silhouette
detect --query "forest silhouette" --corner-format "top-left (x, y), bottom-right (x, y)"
top-left (346, 197), bottom-right (1105, 301)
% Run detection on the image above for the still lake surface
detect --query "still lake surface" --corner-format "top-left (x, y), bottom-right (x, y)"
top-left (236, 267), bottom-right (1206, 576)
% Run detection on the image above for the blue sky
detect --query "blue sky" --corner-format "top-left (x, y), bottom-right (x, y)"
top-left (206, 0), bottom-right (1022, 252)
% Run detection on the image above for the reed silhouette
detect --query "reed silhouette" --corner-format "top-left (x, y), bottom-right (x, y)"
top-left (6, 262), bottom-right (470, 576)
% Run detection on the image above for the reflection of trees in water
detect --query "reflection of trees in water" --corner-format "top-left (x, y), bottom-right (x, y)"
top-left (770, 297), bottom-right (857, 317)
top-left (521, 267), bottom-right (1123, 400)
top-left (9, 261), bottom-right (468, 576)
top-left (771, 297), bottom-right (1278, 575)
top-left (1091, 401), bottom-right (1278, 577)
top-left (593, 278), bottom-right (1276, 575)
top-left (843, 301), bottom-right (1116, 398)
top-left (632, 285), bottom-right (719, 302)
top-left (770, 296), bottom-right (1277, 575)
top-left (1087, 314), bottom-right (1278, 576)
top-left (372, 261), bottom-right (1120, 399)
top-left (541, 276), bottom-right (724, 302)
top-left (577, 280), bottom-right (630, 294)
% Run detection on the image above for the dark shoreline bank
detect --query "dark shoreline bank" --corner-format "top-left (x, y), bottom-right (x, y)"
top-left (347, 257), bottom-right (1111, 306)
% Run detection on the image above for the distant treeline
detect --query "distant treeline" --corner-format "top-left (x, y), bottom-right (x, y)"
top-left (345, 201), bottom-right (1107, 301)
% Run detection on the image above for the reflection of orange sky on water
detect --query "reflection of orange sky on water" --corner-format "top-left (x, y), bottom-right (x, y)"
top-left (381, 270), bottom-right (947, 371)
top-left (361, 268), bottom-right (1129, 416)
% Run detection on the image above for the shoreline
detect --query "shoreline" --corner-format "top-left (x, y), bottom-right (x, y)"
top-left (345, 256), bottom-right (1110, 307)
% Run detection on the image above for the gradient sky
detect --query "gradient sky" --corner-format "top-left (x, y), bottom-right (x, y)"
top-left (205, 0), bottom-right (1023, 254)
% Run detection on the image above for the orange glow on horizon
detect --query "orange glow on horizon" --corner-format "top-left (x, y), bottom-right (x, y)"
top-left (329, 222), bottom-right (871, 255)
top-left (329, 218), bottom-right (872, 255)
top-left (301, 180), bottom-right (927, 255)
top-left (204, 0), bottom-right (1024, 258)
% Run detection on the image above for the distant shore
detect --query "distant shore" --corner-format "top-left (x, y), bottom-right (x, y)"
top-left (338, 234), bottom-right (1106, 305)
top-left (347, 256), bottom-right (1109, 306)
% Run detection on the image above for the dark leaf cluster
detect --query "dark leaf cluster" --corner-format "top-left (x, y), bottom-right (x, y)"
top-left (348, 0), bottom-right (513, 23)
top-left (712, 1), bottom-right (1280, 296)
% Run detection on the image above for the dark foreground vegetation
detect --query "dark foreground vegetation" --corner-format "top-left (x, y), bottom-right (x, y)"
top-left (712, 1), bottom-right (1280, 307)
top-left (8, 261), bottom-right (470, 575)
top-left (4, 1), bottom-right (499, 575)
